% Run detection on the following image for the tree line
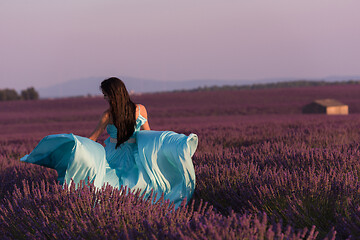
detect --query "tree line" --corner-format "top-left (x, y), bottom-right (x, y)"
top-left (0, 87), bottom-right (39, 101)
top-left (184, 80), bottom-right (360, 92)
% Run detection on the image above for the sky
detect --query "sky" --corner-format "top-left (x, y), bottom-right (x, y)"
top-left (1, 0), bottom-right (360, 91)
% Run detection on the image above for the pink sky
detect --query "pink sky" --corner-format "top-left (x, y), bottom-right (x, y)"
top-left (1, 0), bottom-right (360, 90)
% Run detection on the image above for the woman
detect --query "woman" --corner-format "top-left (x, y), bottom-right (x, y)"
top-left (21, 77), bottom-right (198, 207)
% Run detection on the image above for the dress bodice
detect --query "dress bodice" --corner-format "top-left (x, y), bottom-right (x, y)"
top-left (106, 110), bottom-right (147, 139)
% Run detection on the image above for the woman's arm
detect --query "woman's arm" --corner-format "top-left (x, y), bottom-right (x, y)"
top-left (139, 105), bottom-right (151, 130)
top-left (89, 110), bottom-right (110, 141)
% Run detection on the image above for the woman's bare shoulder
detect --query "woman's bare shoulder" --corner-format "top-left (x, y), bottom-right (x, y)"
top-left (136, 104), bottom-right (148, 118)
top-left (135, 104), bottom-right (150, 130)
top-left (138, 104), bottom-right (148, 113)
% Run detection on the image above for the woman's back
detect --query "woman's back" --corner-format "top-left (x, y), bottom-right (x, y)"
top-left (106, 107), bottom-right (147, 139)
top-left (107, 104), bottom-right (150, 130)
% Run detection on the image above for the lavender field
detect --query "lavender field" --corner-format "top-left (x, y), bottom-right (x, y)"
top-left (1, 84), bottom-right (360, 239)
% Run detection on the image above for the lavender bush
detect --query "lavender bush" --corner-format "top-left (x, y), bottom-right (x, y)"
top-left (1, 84), bottom-right (360, 239)
top-left (0, 180), bottom-right (322, 239)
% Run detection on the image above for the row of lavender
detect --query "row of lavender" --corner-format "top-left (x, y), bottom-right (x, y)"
top-left (1, 84), bottom-right (360, 239)
top-left (0, 115), bottom-right (335, 239)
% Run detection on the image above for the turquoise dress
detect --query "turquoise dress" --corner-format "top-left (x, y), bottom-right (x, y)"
top-left (21, 107), bottom-right (198, 207)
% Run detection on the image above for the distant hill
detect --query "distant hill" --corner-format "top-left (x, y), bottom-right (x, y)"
top-left (38, 76), bottom-right (282, 98)
top-left (38, 76), bottom-right (253, 98)
top-left (38, 75), bottom-right (360, 98)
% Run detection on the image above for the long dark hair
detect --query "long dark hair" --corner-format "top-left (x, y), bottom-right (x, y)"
top-left (100, 77), bottom-right (136, 148)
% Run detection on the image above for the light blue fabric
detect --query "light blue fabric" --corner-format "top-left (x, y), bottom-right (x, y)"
top-left (20, 111), bottom-right (197, 207)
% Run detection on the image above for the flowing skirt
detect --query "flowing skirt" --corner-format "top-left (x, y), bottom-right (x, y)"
top-left (21, 131), bottom-right (197, 207)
